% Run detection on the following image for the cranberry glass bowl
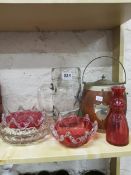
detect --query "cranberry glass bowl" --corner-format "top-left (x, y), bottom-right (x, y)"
top-left (50, 114), bottom-right (98, 147)
top-left (0, 109), bottom-right (49, 144)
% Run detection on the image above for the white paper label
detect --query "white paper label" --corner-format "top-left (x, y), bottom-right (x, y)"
top-left (96, 96), bottom-right (103, 102)
top-left (62, 71), bottom-right (72, 80)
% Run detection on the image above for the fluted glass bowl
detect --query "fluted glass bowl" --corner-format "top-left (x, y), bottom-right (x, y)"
top-left (50, 113), bottom-right (98, 148)
top-left (0, 109), bottom-right (49, 144)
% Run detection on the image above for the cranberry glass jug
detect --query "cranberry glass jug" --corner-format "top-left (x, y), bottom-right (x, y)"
top-left (106, 86), bottom-right (129, 146)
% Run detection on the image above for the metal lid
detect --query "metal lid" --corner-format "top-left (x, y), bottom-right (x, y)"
top-left (84, 75), bottom-right (120, 88)
top-left (94, 75), bottom-right (114, 85)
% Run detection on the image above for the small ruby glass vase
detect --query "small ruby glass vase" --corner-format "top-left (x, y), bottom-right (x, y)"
top-left (106, 86), bottom-right (129, 146)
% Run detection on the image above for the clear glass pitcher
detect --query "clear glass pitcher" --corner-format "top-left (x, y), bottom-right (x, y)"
top-left (38, 67), bottom-right (81, 119)
top-left (52, 67), bottom-right (81, 116)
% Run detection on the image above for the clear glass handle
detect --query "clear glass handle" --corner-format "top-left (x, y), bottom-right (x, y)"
top-left (38, 83), bottom-right (53, 117)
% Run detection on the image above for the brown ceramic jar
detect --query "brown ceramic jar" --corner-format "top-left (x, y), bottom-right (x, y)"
top-left (80, 76), bottom-right (127, 132)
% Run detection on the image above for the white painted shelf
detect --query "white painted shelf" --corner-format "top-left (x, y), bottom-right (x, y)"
top-left (0, 133), bottom-right (130, 165)
top-left (0, 2), bottom-right (131, 31)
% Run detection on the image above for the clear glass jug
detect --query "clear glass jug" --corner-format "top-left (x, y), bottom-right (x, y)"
top-left (52, 67), bottom-right (81, 116)
top-left (38, 67), bottom-right (81, 119)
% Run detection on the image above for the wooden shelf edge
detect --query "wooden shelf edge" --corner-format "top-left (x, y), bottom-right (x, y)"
top-left (0, 133), bottom-right (131, 165)
top-left (1, 0), bottom-right (131, 3)
top-left (0, 151), bottom-right (131, 166)
top-left (0, 3), bottom-right (131, 31)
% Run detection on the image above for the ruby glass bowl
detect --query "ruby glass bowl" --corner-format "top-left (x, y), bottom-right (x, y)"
top-left (50, 114), bottom-right (98, 148)
top-left (0, 109), bottom-right (49, 144)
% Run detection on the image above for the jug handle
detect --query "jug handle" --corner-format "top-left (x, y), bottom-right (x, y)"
top-left (82, 56), bottom-right (126, 85)
top-left (38, 83), bottom-right (54, 116)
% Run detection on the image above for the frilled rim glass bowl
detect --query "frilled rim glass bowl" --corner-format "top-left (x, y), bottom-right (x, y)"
top-left (0, 109), bottom-right (49, 144)
top-left (50, 113), bottom-right (98, 148)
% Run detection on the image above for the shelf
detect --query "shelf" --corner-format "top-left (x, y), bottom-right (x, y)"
top-left (1, 0), bottom-right (131, 3)
top-left (0, 133), bottom-right (130, 165)
top-left (0, 3), bottom-right (131, 31)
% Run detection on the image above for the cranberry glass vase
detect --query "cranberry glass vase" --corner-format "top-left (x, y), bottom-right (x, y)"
top-left (106, 86), bottom-right (129, 146)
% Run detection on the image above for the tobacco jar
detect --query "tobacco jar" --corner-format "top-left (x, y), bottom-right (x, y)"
top-left (80, 56), bottom-right (127, 132)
